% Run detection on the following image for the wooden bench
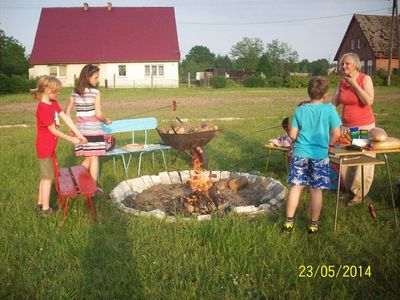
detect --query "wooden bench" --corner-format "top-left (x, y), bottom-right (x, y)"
top-left (53, 156), bottom-right (97, 222)
top-left (101, 117), bottom-right (171, 177)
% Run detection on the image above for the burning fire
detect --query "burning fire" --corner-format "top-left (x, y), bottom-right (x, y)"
top-left (189, 157), bottom-right (213, 198)
top-left (181, 156), bottom-right (223, 215)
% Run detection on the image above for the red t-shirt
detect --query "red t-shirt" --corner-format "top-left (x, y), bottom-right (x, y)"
top-left (36, 100), bottom-right (62, 158)
top-left (338, 73), bottom-right (375, 127)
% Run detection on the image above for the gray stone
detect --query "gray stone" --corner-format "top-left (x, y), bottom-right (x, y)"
top-left (179, 170), bottom-right (191, 183)
top-left (259, 203), bottom-right (271, 212)
top-left (247, 174), bottom-right (258, 184)
top-left (127, 178), bottom-right (147, 193)
top-left (151, 175), bottom-right (162, 185)
top-left (148, 209), bottom-right (166, 219)
top-left (234, 205), bottom-right (258, 214)
top-left (169, 171), bottom-right (182, 184)
top-left (158, 171), bottom-right (172, 184)
top-left (141, 175), bottom-right (154, 188)
top-left (220, 171), bottom-right (231, 180)
top-left (197, 214), bottom-right (212, 221)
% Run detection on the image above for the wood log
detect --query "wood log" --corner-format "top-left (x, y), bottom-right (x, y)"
top-left (228, 176), bottom-right (249, 192)
top-left (215, 179), bottom-right (229, 191)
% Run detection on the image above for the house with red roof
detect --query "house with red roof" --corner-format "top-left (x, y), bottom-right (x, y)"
top-left (29, 3), bottom-right (181, 88)
top-left (334, 14), bottom-right (398, 75)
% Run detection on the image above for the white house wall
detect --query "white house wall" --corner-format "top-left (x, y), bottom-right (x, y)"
top-left (29, 62), bottom-right (179, 88)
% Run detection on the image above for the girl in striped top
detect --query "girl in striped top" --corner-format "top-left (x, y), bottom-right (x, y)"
top-left (66, 64), bottom-right (111, 192)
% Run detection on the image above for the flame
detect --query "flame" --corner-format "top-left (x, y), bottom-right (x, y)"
top-left (189, 157), bottom-right (213, 198)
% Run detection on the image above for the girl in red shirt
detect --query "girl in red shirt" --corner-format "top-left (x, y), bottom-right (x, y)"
top-left (33, 76), bottom-right (87, 215)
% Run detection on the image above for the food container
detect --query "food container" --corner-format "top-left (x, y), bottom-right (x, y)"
top-left (360, 129), bottom-right (369, 139)
top-left (349, 127), bottom-right (359, 140)
top-left (352, 138), bottom-right (369, 147)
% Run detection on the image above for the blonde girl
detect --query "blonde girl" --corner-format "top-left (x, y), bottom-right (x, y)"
top-left (33, 75), bottom-right (87, 215)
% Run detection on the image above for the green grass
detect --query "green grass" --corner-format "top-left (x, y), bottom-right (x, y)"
top-left (1, 86), bottom-right (400, 299)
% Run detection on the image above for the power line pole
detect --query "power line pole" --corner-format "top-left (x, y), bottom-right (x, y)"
top-left (387, 0), bottom-right (398, 86)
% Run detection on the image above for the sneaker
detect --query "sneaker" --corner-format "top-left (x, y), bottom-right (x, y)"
top-left (283, 221), bottom-right (294, 233)
top-left (40, 207), bottom-right (54, 217)
top-left (94, 187), bottom-right (103, 196)
top-left (308, 223), bottom-right (319, 234)
top-left (36, 204), bottom-right (43, 212)
top-left (347, 196), bottom-right (362, 207)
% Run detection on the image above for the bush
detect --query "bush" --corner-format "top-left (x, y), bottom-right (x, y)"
top-left (326, 74), bottom-right (340, 87)
top-left (209, 76), bottom-right (227, 88)
top-left (390, 72), bottom-right (400, 87)
top-left (242, 76), bottom-right (266, 88)
top-left (0, 73), bottom-right (37, 94)
top-left (372, 69), bottom-right (387, 86)
top-left (284, 75), bottom-right (308, 88)
top-left (226, 79), bottom-right (240, 88)
top-left (267, 76), bottom-right (284, 87)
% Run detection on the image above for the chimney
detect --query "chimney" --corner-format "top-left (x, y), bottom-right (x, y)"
top-left (107, 2), bottom-right (112, 11)
top-left (83, 3), bottom-right (88, 11)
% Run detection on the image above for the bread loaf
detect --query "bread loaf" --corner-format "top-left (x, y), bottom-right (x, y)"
top-left (370, 127), bottom-right (387, 142)
top-left (371, 137), bottom-right (400, 150)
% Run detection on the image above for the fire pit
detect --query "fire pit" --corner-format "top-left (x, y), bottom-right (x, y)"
top-left (109, 169), bottom-right (287, 221)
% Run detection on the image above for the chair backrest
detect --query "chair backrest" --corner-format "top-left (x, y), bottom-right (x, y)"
top-left (102, 117), bottom-right (157, 134)
top-left (101, 117), bottom-right (158, 145)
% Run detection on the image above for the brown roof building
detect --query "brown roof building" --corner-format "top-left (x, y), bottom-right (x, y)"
top-left (334, 14), bottom-right (399, 75)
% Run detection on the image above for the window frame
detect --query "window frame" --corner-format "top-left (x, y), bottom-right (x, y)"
top-left (48, 65), bottom-right (67, 78)
top-left (118, 64), bottom-right (127, 77)
top-left (144, 64), bottom-right (165, 77)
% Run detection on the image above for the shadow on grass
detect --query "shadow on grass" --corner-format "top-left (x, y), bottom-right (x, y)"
top-left (81, 206), bottom-right (145, 298)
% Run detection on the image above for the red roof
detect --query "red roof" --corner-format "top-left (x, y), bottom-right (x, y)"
top-left (30, 6), bottom-right (180, 64)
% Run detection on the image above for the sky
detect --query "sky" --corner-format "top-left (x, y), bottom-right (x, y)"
top-left (0, 0), bottom-right (393, 62)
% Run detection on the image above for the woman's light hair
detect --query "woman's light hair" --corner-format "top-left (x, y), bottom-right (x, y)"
top-left (30, 75), bottom-right (62, 100)
top-left (339, 52), bottom-right (361, 71)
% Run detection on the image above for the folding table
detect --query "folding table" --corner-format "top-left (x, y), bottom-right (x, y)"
top-left (329, 147), bottom-right (399, 232)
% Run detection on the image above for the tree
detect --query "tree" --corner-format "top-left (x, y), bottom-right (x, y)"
top-left (256, 53), bottom-right (272, 77)
top-left (265, 39), bottom-right (298, 77)
top-left (213, 55), bottom-right (233, 70)
top-left (309, 59), bottom-right (329, 75)
top-left (179, 45), bottom-right (215, 82)
top-left (185, 45), bottom-right (215, 66)
top-left (0, 30), bottom-right (29, 76)
top-left (230, 37), bottom-right (264, 72)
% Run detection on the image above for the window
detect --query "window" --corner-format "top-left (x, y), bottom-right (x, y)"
top-left (367, 60), bottom-right (373, 75)
top-left (357, 39), bottom-right (361, 49)
top-left (49, 65), bottom-right (66, 78)
top-left (145, 65), bottom-right (150, 76)
top-left (151, 65), bottom-right (157, 76)
top-left (118, 65), bottom-right (126, 76)
top-left (351, 39), bottom-right (354, 50)
top-left (144, 64), bottom-right (165, 77)
top-left (360, 61), bottom-right (365, 73)
top-left (158, 65), bottom-right (164, 76)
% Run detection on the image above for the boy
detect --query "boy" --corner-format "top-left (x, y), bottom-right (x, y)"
top-left (283, 77), bottom-right (341, 234)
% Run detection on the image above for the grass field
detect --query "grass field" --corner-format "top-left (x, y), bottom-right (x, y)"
top-left (1, 86), bottom-right (400, 299)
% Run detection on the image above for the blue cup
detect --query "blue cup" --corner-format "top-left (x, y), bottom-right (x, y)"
top-left (349, 127), bottom-right (359, 140)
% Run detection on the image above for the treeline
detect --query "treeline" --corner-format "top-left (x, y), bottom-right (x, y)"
top-left (0, 30), bottom-right (35, 94)
top-left (179, 38), bottom-right (333, 83)
top-left (179, 37), bottom-right (399, 88)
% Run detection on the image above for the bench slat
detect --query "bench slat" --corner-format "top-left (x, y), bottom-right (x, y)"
top-left (58, 168), bottom-right (78, 197)
top-left (70, 166), bottom-right (97, 195)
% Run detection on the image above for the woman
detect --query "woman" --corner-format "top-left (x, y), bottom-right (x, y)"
top-left (66, 64), bottom-right (112, 194)
top-left (331, 52), bottom-right (375, 206)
